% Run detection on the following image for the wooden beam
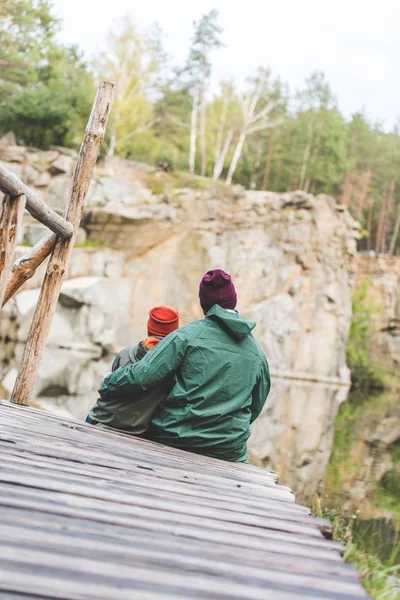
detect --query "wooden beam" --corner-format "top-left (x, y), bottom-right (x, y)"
top-left (0, 194), bottom-right (26, 308)
top-left (10, 81), bottom-right (115, 406)
top-left (2, 232), bottom-right (56, 307)
top-left (0, 163), bottom-right (74, 239)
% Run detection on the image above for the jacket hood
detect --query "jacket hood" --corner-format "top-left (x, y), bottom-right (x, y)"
top-left (206, 304), bottom-right (256, 341)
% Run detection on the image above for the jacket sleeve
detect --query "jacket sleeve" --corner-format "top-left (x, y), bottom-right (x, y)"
top-left (98, 329), bottom-right (187, 399)
top-left (250, 356), bottom-right (270, 424)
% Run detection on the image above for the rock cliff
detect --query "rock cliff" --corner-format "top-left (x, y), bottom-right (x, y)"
top-left (0, 142), bottom-right (364, 500)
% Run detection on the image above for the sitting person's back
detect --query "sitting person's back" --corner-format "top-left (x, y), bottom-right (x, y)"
top-left (99, 271), bottom-right (270, 461)
top-left (87, 306), bottom-right (179, 435)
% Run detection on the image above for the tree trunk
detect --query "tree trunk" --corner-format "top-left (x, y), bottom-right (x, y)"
top-left (199, 69), bottom-right (207, 177)
top-left (375, 180), bottom-right (394, 253)
top-left (214, 91), bottom-right (229, 170)
top-left (261, 136), bottom-right (274, 191)
top-left (226, 130), bottom-right (246, 185)
top-left (212, 129), bottom-right (233, 181)
top-left (356, 165), bottom-right (372, 219)
top-left (342, 171), bottom-right (353, 208)
top-left (189, 88), bottom-right (199, 175)
top-left (106, 129), bottom-right (117, 158)
top-left (389, 203), bottom-right (400, 255)
top-left (381, 178), bottom-right (395, 252)
top-left (299, 120), bottom-right (313, 190)
top-left (366, 198), bottom-right (374, 251)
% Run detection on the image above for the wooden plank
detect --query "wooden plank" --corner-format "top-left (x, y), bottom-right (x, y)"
top-left (2, 232), bottom-right (56, 307)
top-left (0, 512), bottom-right (357, 579)
top-left (0, 488), bottom-right (343, 562)
top-left (0, 464), bottom-right (324, 540)
top-left (0, 194), bottom-right (25, 308)
top-left (10, 81), bottom-right (115, 407)
top-left (0, 450), bottom-right (326, 526)
top-left (0, 404), bottom-right (369, 599)
top-left (0, 545), bottom-right (368, 599)
top-left (0, 163), bottom-right (73, 239)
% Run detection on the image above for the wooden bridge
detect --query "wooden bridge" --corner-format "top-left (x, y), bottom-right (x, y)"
top-left (0, 82), bottom-right (369, 598)
top-left (0, 401), bottom-right (369, 599)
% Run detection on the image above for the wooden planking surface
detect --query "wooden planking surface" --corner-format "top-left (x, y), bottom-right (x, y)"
top-left (0, 401), bottom-right (369, 599)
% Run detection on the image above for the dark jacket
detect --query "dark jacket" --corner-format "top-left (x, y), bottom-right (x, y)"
top-left (88, 337), bottom-right (172, 435)
top-left (99, 306), bottom-right (270, 461)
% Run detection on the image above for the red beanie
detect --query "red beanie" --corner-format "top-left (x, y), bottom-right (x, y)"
top-left (199, 269), bottom-right (237, 313)
top-left (147, 306), bottom-right (179, 337)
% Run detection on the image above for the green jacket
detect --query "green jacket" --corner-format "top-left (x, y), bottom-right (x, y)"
top-left (88, 339), bottom-right (173, 435)
top-left (99, 306), bottom-right (270, 462)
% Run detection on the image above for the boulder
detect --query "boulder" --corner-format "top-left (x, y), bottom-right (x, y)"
top-left (37, 150), bottom-right (59, 164)
top-left (0, 131), bottom-right (17, 147)
top-left (34, 171), bottom-right (52, 187)
top-left (48, 154), bottom-right (74, 175)
top-left (50, 145), bottom-right (78, 159)
top-left (0, 145), bottom-right (26, 163)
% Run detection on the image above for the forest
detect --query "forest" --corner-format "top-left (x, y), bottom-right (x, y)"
top-left (1, 0), bottom-right (400, 254)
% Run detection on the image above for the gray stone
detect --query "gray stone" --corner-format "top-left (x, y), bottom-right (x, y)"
top-left (48, 154), bottom-right (74, 175)
top-left (0, 145), bottom-right (26, 162)
top-left (34, 171), bottom-right (52, 187)
top-left (22, 164), bottom-right (40, 185)
top-left (50, 145), bottom-right (78, 159)
top-left (38, 150), bottom-right (59, 164)
top-left (0, 131), bottom-right (17, 147)
top-left (47, 175), bottom-right (70, 210)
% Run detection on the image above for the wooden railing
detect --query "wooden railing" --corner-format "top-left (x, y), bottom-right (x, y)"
top-left (0, 81), bottom-right (115, 406)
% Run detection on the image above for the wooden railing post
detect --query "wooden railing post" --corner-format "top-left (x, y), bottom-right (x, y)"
top-left (2, 232), bottom-right (56, 307)
top-left (0, 165), bottom-right (74, 239)
top-left (0, 193), bottom-right (26, 308)
top-left (10, 81), bottom-right (115, 406)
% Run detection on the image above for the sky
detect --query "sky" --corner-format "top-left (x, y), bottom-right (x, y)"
top-left (52, 0), bottom-right (398, 128)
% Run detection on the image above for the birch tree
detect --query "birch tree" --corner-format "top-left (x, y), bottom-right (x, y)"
top-left (186, 10), bottom-right (223, 176)
top-left (96, 17), bottom-right (164, 157)
top-left (226, 70), bottom-right (282, 185)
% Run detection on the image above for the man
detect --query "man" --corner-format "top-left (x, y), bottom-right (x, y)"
top-left (98, 269), bottom-right (270, 462)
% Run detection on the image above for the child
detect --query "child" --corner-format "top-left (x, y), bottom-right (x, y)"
top-left (86, 305), bottom-right (179, 435)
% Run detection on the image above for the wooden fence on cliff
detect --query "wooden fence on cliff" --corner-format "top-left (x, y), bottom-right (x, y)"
top-left (0, 81), bottom-right (115, 406)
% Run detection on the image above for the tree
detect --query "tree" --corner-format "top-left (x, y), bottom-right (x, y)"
top-left (185, 10), bottom-right (223, 176)
top-left (96, 17), bottom-right (165, 157)
top-left (0, 0), bottom-right (56, 104)
top-left (225, 69), bottom-right (283, 185)
top-left (0, 0), bottom-right (94, 148)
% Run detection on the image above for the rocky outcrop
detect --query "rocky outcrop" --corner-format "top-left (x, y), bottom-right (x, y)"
top-left (323, 391), bottom-right (400, 519)
top-left (356, 254), bottom-right (400, 372)
top-left (0, 142), bottom-right (361, 500)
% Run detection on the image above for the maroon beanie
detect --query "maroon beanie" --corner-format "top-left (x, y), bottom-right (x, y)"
top-left (199, 269), bottom-right (237, 313)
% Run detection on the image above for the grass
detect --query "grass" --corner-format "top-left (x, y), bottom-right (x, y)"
top-left (313, 498), bottom-right (400, 599)
top-left (346, 279), bottom-right (387, 391)
top-left (74, 239), bottom-right (102, 249)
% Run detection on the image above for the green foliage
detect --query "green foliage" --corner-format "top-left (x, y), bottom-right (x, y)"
top-left (0, 0), bottom-right (94, 148)
top-left (2, 4), bottom-right (400, 253)
top-left (313, 504), bottom-right (400, 600)
top-left (346, 280), bottom-right (386, 390)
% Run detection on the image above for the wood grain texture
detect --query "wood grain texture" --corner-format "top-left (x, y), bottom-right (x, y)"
top-left (2, 231), bottom-right (56, 306)
top-left (10, 81), bottom-right (115, 406)
top-left (0, 193), bottom-right (25, 308)
top-left (0, 163), bottom-right (73, 238)
top-left (0, 401), bottom-right (370, 599)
